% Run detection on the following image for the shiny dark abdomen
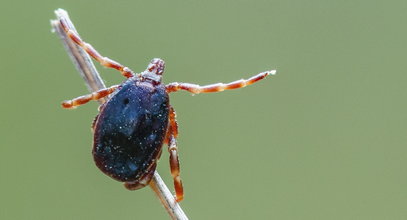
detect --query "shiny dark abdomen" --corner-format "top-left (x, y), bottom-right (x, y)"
top-left (92, 79), bottom-right (169, 182)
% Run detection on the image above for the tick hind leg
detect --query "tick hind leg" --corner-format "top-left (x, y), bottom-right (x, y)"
top-left (58, 17), bottom-right (134, 78)
top-left (165, 106), bottom-right (184, 202)
top-left (62, 85), bottom-right (119, 108)
top-left (166, 70), bottom-right (276, 94)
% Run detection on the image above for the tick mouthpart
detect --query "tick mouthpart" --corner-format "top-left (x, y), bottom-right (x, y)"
top-left (141, 58), bottom-right (165, 83)
top-left (146, 58), bottom-right (165, 75)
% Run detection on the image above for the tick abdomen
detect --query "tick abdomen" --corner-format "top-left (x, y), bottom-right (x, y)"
top-left (92, 79), bottom-right (169, 182)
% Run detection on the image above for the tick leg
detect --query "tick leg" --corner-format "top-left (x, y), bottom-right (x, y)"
top-left (166, 70), bottom-right (276, 94)
top-left (61, 85), bottom-right (119, 108)
top-left (168, 136), bottom-right (183, 202)
top-left (165, 106), bottom-right (183, 202)
top-left (59, 17), bottom-right (134, 78)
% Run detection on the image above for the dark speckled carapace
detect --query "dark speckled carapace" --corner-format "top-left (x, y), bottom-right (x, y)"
top-left (93, 79), bottom-right (169, 182)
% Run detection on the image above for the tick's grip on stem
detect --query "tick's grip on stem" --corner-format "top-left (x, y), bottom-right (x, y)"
top-left (59, 17), bottom-right (134, 78)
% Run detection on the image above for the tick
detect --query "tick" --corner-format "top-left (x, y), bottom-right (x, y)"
top-left (59, 17), bottom-right (276, 202)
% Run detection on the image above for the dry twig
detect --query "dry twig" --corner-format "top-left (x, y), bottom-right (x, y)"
top-left (51, 8), bottom-right (188, 220)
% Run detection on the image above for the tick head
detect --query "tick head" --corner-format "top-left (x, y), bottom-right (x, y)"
top-left (148, 58), bottom-right (165, 75)
top-left (141, 58), bottom-right (165, 83)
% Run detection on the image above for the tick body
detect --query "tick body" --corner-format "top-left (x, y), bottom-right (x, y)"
top-left (59, 16), bottom-right (276, 202)
top-left (93, 79), bottom-right (169, 186)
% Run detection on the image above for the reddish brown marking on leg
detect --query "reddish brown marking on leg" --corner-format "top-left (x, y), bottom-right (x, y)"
top-left (61, 85), bottom-right (119, 108)
top-left (67, 31), bottom-right (82, 45)
top-left (168, 137), bottom-right (184, 202)
top-left (174, 176), bottom-right (183, 202)
top-left (165, 106), bottom-right (184, 202)
top-left (103, 58), bottom-right (122, 70)
top-left (166, 70), bottom-right (276, 94)
top-left (246, 72), bottom-right (268, 85)
top-left (226, 79), bottom-right (246, 89)
top-left (200, 83), bottom-right (225, 92)
top-left (83, 43), bottom-right (103, 62)
top-left (58, 17), bottom-right (135, 78)
top-left (169, 106), bottom-right (178, 138)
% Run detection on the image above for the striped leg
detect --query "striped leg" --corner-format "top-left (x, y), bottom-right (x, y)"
top-left (59, 17), bottom-right (134, 78)
top-left (62, 85), bottom-right (119, 108)
top-left (165, 70), bottom-right (276, 94)
top-left (165, 106), bottom-right (184, 202)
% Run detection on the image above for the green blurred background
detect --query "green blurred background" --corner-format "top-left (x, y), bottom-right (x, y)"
top-left (1, 0), bottom-right (407, 219)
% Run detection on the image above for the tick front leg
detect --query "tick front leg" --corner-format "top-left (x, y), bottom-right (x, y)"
top-left (58, 17), bottom-right (134, 78)
top-left (61, 85), bottom-right (119, 108)
top-left (166, 70), bottom-right (276, 94)
top-left (166, 106), bottom-right (183, 202)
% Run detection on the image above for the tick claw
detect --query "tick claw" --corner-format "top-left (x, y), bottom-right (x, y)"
top-left (175, 195), bottom-right (184, 202)
top-left (267, 70), bottom-right (277, 75)
top-left (61, 101), bottom-right (74, 108)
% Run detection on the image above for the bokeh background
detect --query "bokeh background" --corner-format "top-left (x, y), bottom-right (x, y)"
top-left (1, 0), bottom-right (407, 219)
